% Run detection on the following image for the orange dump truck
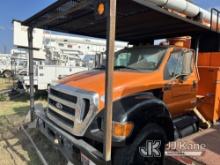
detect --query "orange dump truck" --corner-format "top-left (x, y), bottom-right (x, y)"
top-left (21, 0), bottom-right (220, 164)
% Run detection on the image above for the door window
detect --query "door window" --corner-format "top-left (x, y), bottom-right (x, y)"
top-left (164, 50), bottom-right (194, 80)
top-left (182, 51), bottom-right (194, 75)
top-left (164, 51), bottom-right (182, 79)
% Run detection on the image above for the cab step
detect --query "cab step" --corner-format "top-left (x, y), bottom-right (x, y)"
top-left (173, 114), bottom-right (199, 139)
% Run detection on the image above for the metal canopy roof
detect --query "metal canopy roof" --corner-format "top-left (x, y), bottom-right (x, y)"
top-left (22, 0), bottom-right (219, 43)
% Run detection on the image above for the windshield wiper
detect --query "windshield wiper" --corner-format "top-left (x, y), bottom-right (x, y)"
top-left (94, 65), bottom-right (138, 71)
top-left (114, 65), bottom-right (138, 70)
top-left (94, 65), bottom-right (106, 70)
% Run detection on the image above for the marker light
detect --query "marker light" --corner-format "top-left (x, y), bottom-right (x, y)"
top-left (97, 2), bottom-right (105, 16)
top-left (112, 122), bottom-right (134, 138)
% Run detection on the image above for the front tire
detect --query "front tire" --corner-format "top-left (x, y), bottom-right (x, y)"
top-left (3, 70), bottom-right (12, 78)
top-left (113, 123), bottom-right (167, 165)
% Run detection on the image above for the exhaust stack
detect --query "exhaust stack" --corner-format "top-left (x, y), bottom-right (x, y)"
top-left (133, 0), bottom-right (219, 29)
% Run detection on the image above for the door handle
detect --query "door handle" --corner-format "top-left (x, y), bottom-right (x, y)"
top-left (164, 83), bottom-right (172, 91)
top-left (192, 80), bottom-right (197, 89)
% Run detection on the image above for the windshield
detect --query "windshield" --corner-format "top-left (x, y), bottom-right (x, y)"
top-left (114, 47), bottom-right (167, 71)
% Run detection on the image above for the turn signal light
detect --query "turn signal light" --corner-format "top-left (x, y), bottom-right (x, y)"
top-left (112, 122), bottom-right (134, 138)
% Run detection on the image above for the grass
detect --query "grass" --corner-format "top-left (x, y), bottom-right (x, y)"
top-left (0, 99), bottom-right (29, 117)
top-left (0, 77), bottom-right (13, 90)
top-left (0, 95), bottom-right (66, 165)
top-left (0, 94), bottom-right (47, 117)
top-left (0, 79), bottom-right (66, 165)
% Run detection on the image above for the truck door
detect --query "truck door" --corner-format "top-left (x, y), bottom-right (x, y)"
top-left (163, 49), bottom-right (197, 117)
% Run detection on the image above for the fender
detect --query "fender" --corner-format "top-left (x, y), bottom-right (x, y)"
top-left (85, 92), bottom-right (175, 146)
top-left (112, 92), bottom-right (175, 144)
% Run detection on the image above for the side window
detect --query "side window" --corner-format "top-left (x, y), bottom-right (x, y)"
top-left (164, 51), bottom-right (183, 80)
top-left (164, 50), bottom-right (195, 80)
top-left (182, 50), bottom-right (195, 75)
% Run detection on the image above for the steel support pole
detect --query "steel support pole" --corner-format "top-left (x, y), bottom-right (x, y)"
top-left (28, 27), bottom-right (35, 121)
top-left (103, 0), bottom-right (117, 163)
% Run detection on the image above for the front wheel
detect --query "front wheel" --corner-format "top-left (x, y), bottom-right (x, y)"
top-left (113, 123), bottom-right (167, 165)
top-left (3, 70), bottom-right (12, 78)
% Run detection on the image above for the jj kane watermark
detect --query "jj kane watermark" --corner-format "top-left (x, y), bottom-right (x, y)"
top-left (139, 140), bottom-right (206, 157)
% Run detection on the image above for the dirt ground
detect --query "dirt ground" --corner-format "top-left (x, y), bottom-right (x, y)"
top-left (0, 91), bottom-right (67, 165)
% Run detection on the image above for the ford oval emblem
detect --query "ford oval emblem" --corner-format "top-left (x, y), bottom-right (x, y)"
top-left (56, 102), bottom-right (63, 110)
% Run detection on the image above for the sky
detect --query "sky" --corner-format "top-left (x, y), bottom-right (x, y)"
top-left (0, 0), bottom-right (219, 53)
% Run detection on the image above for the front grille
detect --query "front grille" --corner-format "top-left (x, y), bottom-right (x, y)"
top-left (48, 108), bottom-right (74, 127)
top-left (49, 99), bottom-right (75, 116)
top-left (50, 88), bottom-right (77, 103)
top-left (47, 84), bottom-right (99, 136)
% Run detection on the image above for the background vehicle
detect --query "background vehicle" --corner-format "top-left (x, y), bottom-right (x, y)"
top-left (0, 52), bottom-right (28, 78)
top-left (13, 22), bottom-right (127, 91)
top-left (0, 54), bottom-right (12, 77)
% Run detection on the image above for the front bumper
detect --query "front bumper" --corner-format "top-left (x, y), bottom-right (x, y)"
top-left (35, 107), bottom-right (107, 165)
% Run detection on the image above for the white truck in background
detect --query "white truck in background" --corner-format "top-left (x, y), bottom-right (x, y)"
top-left (17, 64), bottom-right (88, 92)
top-left (0, 52), bottom-right (28, 78)
top-left (0, 54), bottom-right (12, 78)
top-left (16, 50), bottom-right (89, 92)
top-left (13, 21), bottom-right (127, 92)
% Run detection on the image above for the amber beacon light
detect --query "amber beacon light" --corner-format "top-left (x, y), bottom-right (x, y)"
top-left (97, 2), bottom-right (105, 15)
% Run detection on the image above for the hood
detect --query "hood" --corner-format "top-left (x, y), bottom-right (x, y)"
top-left (58, 70), bottom-right (163, 109)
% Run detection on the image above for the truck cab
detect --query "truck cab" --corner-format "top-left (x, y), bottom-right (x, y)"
top-left (45, 45), bottom-right (198, 164)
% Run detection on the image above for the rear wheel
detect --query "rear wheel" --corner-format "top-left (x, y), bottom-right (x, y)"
top-left (113, 123), bottom-right (167, 165)
top-left (3, 70), bottom-right (12, 78)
